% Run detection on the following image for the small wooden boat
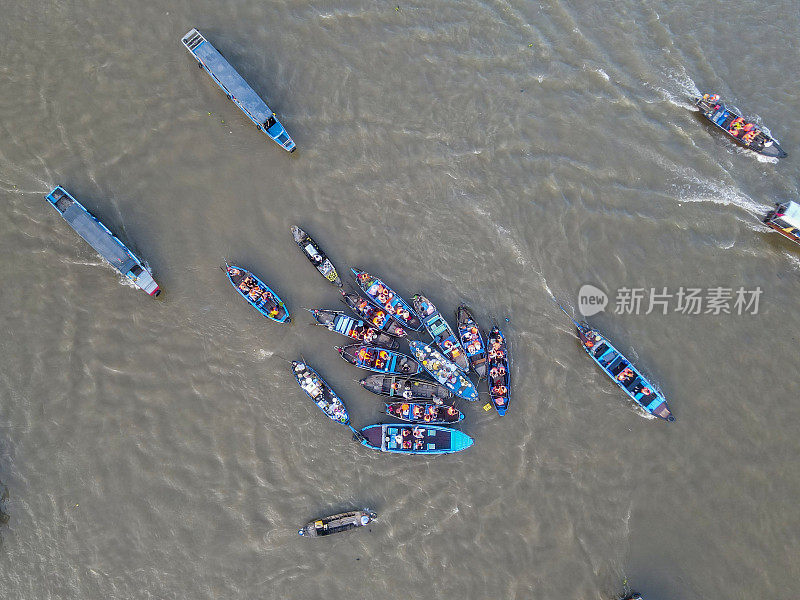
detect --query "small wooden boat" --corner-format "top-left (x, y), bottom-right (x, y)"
top-left (291, 361), bottom-right (349, 425)
top-left (694, 93), bottom-right (786, 158)
top-left (308, 309), bottom-right (399, 349)
top-left (412, 294), bottom-right (469, 370)
top-left (351, 268), bottom-right (422, 330)
top-left (456, 305), bottom-right (487, 379)
top-left (225, 265), bottom-right (290, 323)
top-left (409, 341), bottom-right (478, 401)
top-left (291, 226), bottom-right (341, 286)
top-left (358, 423), bottom-right (473, 455)
top-left (486, 326), bottom-right (511, 416)
top-left (335, 344), bottom-right (420, 375)
top-left (298, 510), bottom-right (377, 537)
top-left (385, 401), bottom-right (464, 424)
top-left (764, 201), bottom-right (800, 246)
top-left (358, 374), bottom-right (453, 401)
top-left (340, 291), bottom-right (407, 337)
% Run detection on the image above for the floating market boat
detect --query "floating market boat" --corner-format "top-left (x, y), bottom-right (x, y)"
top-left (44, 186), bottom-right (161, 297)
top-left (385, 401), bottom-right (464, 424)
top-left (340, 291), bottom-right (406, 337)
top-left (335, 344), bottom-right (420, 375)
top-left (694, 93), bottom-right (786, 158)
top-left (486, 326), bottom-right (511, 416)
top-left (358, 374), bottom-right (453, 401)
top-left (225, 265), bottom-right (290, 323)
top-left (456, 305), bottom-right (487, 379)
top-left (308, 309), bottom-right (399, 348)
top-left (408, 341), bottom-right (478, 401)
top-left (358, 423), bottom-right (473, 455)
top-left (298, 510), bottom-right (377, 537)
top-left (412, 294), bottom-right (469, 370)
top-left (181, 28), bottom-right (296, 152)
top-left (764, 201), bottom-right (800, 246)
top-left (291, 361), bottom-right (349, 426)
top-left (290, 226), bottom-right (341, 286)
top-left (351, 268), bottom-right (422, 330)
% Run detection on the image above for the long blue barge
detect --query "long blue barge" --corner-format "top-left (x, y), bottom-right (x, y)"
top-left (181, 28), bottom-right (296, 153)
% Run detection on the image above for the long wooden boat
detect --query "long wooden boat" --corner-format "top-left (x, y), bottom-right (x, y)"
top-left (225, 264), bottom-right (290, 323)
top-left (456, 305), bottom-right (487, 379)
top-left (340, 291), bottom-right (407, 337)
top-left (358, 374), bottom-right (453, 401)
top-left (291, 226), bottom-right (341, 286)
top-left (694, 93), bottom-right (786, 158)
top-left (408, 341), bottom-right (478, 401)
top-left (411, 294), bottom-right (469, 370)
top-left (486, 326), bottom-right (511, 416)
top-left (358, 423), bottom-right (473, 455)
top-left (181, 28), bottom-right (296, 152)
top-left (44, 186), bottom-right (161, 297)
top-left (385, 401), bottom-right (464, 424)
top-left (335, 344), bottom-right (420, 375)
top-left (291, 361), bottom-right (349, 426)
top-left (351, 268), bottom-right (422, 330)
top-left (764, 201), bottom-right (800, 246)
top-left (308, 309), bottom-right (399, 349)
top-left (298, 510), bottom-right (377, 537)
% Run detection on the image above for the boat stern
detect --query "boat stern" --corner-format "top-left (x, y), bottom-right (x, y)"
top-left (649, 399), bottom-right (675, 422)
top-left (129, 267), bottom-right (161, 297)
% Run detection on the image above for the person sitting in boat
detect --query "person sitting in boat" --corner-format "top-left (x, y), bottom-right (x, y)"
top-left (446, 405), bottom-right (458, 417)
top-left (238, 280), bottom-right (251, 293)
top-left (494, 396), bottom-right (506, 407)
top-left (412, 427), bottom-right (425, 439)
top-left (268, 306), bottom-right (280, 318)
top-left (492, 384), bottom-right (508, 397)
top-left (412, 405), bottom-right (423, 419)
top-left (228, 267), bottom-right (241, 276)
top-left (489, 365), bottom-right (506, 379)
top-left (402, 439), bottom-right (413, 450)
top-left (363, 329), bottom-right (377, 344)
top-left (617, 367), bottom-right (634, 383)
top-left (640, 387), bottom-right (652, 397)
top-left (413, 438), bottom-right (424, 451)
top-left (260, 290), bottom-right (274, 306)
top-left (393, 433), bottom-right (403, 446)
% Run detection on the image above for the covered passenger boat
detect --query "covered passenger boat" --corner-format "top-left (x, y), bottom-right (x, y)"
top-left (335, 344), bottom-right (420, 375)
top-left (764, 201), bottom-right (800, 245)
top-left (291, 361), bottom-right (349, 425)
top-left (409, 341), bottom-right (478, 401)
top-left (385, 401), bottom-right (464, 424)
top-left (298, 510), bottom-right (377, 537)
top-left (340, 291), bottom-right (406, 337)
top-left (358, 374), bottom-right (453, 401)
top-left (412, 294), bottom-right (469, 370)
top-left (358, 423), bottom-right (473, 455)
top-left (486, 326), bottom-right (511, 416)
top-left (694, 93), bottom-right (786, 158)
top-left (181, 28), bottom-right (296, 152)
top-left (351, 268), bottom-right (422, 330)
top-left (308, 309), bottom-right (399, 349)
top-left (44, 186), bottom-right (161, 297)
top-left (225, 265), bottom-right (290, 323)
top-left (456, 305), bottom-right (487, 379)
top-left (291, 226), bottom-right (341, 286)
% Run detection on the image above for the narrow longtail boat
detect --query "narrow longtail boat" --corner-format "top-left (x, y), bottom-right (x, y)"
top-left (486, 326), bottom-right (511, 416)
top-left (291, 226), bottom-right (341, 286)
top-left (358, 375), bottom-right (453, 401)
top-left (44, 186), bottom-right (161, 297)
top-left (351, 268), bottom-right (422, 330)
top-left (181, 28), bottom-right (296, 152)
top-left (340, 291), bottom-right (406, 337)
top-left (291, 361), bottom-right (349, 426)
top-left (764, 201), bottom-right (800, 246)
top-left (335, 344), bottom-right (420, 375)
top-left (308, 309), bottom-right (399, 349)
top-left (456, 305), bottom-right (487, 379)
top-left (298, 510), bottom-right (377, 537)
top-left (225, 265), bottom-right (290, 323)
top-left (385, 401), bottom-right (464, 424)
top-left (358, 423), bottom-right (473, 455)
top-left (408, 341), bottom-right (478, 401)
top-left (694, 93), bottom-right (786, 158)
top-left (411, 294), bottom-right (469, 370)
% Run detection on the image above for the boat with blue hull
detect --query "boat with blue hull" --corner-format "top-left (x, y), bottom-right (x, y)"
top-left (225, 265), bottom-right (290, 323)
top-left (385, 401), bottom-right (464, 424)
top-left (351, 269), bottom-right (422, 330)
top-left (456, 305), bottom-right (487, 379)
top-left (340, 291), bottom-right (407, 337)
top-left (181, 28), bottom-right (296, 153)
top-left (486, 326), bottom-right (511, 416)
top-left (412, 294), bottom-right (469, 370)
top-left (291, 361), bottom-right (349, 426)
top-left (291, 226), bottom-right (341, 286)
top-left (308, 309), bottom-right (399, 349)
top-left (409, 341), bottom-right (478, 401)
top-left (358, 423), bottom-right (473, 455)
top-left (335, 344), bottom-right (420, 375)
top-left (44, 186), bottom-right (161, 297)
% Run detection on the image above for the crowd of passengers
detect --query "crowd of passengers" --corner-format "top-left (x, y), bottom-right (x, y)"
top-left (460, 323), bottom-right (484, 355)
top-left (360, 276), bottom-right (415, 324)
top-left (388, 402), bottom-right (459, 422)
top-left (229, 268), bottom-right (282, 318)
top-left (582, 331), bottom-right (655, 400)
top-left (391, 426), bottom-right (429, 451)
top-left (487, 334), bottom-right (508, 408)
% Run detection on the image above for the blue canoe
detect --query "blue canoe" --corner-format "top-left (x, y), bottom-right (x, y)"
top-left (44, 186), bottom-right (161, 297)
top-left (291, 361), bottom-right (349, 426)
top-left (409, 341), bottom-right (478, 401)
top-left (359, 423), bottom-right (473, 455)
top-left (412, 294), bottom-right (469, 371)
top-left (486, 326), bottom-right (510, 416)
top-left (351, 268), bottom-right (423, 330)
top-left (225, 265), bottom-right (290, 323)
top-left (456, 305), bottom-right (488, 379)
top-left (181, 28), bottom-right (296, 153)
top-left (336, 344), bottom-right (420, 375)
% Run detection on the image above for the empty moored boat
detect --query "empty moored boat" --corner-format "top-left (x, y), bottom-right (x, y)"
top-left (44, 186), bottom-right (160, 297)
top-left (308, 309), bottom-right (399, 348)
top-left (409, 341), bottom-right (478, 401)
top-left (385, 401), bottom-right (464, 424)
top-left (358, 423), bottom-right (473, 455)
top-left (181, 28), bottom-right (296, 152)
top-left (291, 361), bottom-right (349, 426)
top-left (298, 510), bottom-right (377, 537)
top-left (335, 344), bottom-right (420, 375)
top-left (412, 294), bottom-right (469, 370)
top-left (351, 268), bottom-right (422, 330)
top-left (486, 326), bottom-right (511, 416)
top-left (340, 291), bottom-right (406, 337)
top-left (225, 265), bottom-right (290, 323)
top-left (764, 201), bottom-right (800, 246)
top-left (358, 374), bottom-right (453, 401)
top-left (456, 305), bottom-right (487, 379)
top-left (291, 226), bottom-right (341, 286)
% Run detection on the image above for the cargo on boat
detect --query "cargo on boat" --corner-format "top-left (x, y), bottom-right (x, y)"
top-left (44, 186), bottom-right (161, 297)
top-left (181, 28), bottom-right (296, 152)
top-left (291, 361), bottom-right (349, 426)
top-left (412, 294), bottom-right (468, 370)
top-left (225, 265), bottom-right (290, 323)
top-left (336, 344), bottom-right (420, 375)
top-left (351, 268), bottom-right (422, 330)
top-left (764, 201), bottom-right (800, 246)
top-left (358, 423), bottom-right (473, 455)
top-left (291, 226), bottom-right (341, 286)
top-left (409, 341), bottom-right (478, 401)
top-left (456, 305), bottom-right (487, 379)
top-left (385, 401), bottom-right (464, 424)
top-left (298, 510), bottom-right (377, 537)
top-left (358, 374), bottom-right (453, 401)
top-left (340, 291), bottom-right (407, 337)
top-left (308, 309), bottom-right (399, 349)
top-left (486, 326), bottom-right (511, 416)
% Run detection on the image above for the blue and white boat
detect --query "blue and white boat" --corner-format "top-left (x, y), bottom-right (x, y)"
top-left (351, 268), bottom-right (422, 330)
top-left (412, 294), bottom-right (469, 370)
top-left (181, 28), bottom-right (296, 153)
top-left (308, 309), bottom-right (399, 349)
top-left (44, 186), bottom-right (161, 297)
top-left (358, 423), bottom-right (473, 455)
top-left (291, 361), bottom-right (349, 426)
top-left (409, 341), bottom-right (478, 401)
top-left (225, 265), bottom-right (290, 323)
top-left (335, 344), bottom-right (420, 375)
